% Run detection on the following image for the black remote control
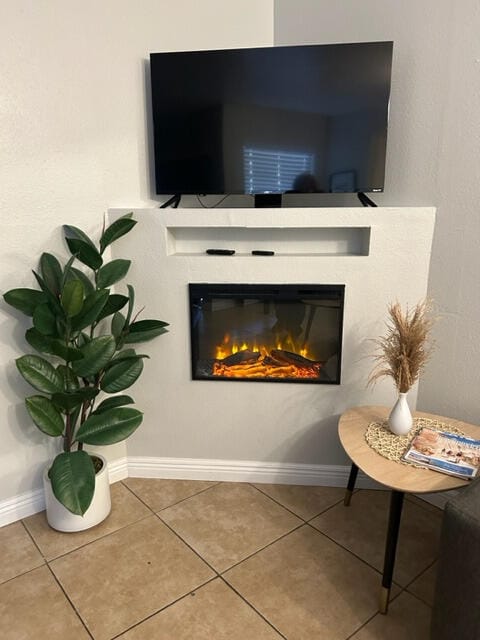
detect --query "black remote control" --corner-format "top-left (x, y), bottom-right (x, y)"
top-left (206, 249), bottom-right (235, 255)
top-left (251, 250), bottom-right (275, 256)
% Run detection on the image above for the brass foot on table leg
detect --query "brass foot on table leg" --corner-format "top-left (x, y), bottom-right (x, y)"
top-left (379, 586), bottom-right (390, 614)
top-left (343, 489), bottom-right (353, 506)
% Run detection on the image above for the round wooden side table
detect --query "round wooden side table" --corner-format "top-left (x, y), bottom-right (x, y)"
top-left (338, 405), bottom-right (480, 613)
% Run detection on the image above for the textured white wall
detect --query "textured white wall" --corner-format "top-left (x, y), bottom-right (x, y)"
top-left (274, 0), bottom-right (480, 425)
top-left (0, 0), bottom-right (273, 502)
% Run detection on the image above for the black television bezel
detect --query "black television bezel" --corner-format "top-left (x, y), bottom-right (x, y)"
top-left (149, 41), bottom-right (393, 198)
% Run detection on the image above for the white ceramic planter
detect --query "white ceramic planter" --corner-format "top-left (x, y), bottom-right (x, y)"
top-left (43, 454), bottom-right (111, 532)
top-left (388, 392), bottom-right (413, 436)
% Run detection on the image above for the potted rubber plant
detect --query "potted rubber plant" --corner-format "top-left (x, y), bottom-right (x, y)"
top-left (3, 213), bottom-right (168, 531)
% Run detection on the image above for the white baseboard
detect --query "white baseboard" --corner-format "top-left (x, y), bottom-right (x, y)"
top-left (108, 456), bottom-right (129, 483)
top-left (127, 456), bottom-right (363, 486)
top-left (0, 456), bottom-right (452, 528)
top-left (0, 488), bottom-right (46, 528)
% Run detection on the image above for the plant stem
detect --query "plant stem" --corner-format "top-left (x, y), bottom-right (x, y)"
top-left (64, 413), bottom-right (72, 452)
top-left (80, 399), bottom-right (89, 427)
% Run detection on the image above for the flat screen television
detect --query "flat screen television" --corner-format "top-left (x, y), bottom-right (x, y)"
top-left (149, 41), bottom-right (393, 200)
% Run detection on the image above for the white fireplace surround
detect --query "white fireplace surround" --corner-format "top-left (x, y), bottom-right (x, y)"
top-left (0, 206), bottom-right (440, 525)
top-left (109, 206), bottom-right (435, 465)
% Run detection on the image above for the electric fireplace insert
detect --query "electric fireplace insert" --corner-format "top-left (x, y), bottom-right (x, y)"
top-left (189, 284), bottom-right (345, 384)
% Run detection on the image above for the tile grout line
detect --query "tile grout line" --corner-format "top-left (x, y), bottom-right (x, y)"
top-left (344, 585), bottom-right (435, 640)
top-left (219, 576), bottom-right (289, 640)
top-left (44, 562), bottom-right (95, 640)
top-left (218, 522), bottom-right (305, 575)
top-left (108, 575), bottom-right (220, 640)
top-left (0, 564), bottom-right (46, 588)
top-left (303, 489), bottom-right (441, 589)
top-left (402, 558), bottom-right (437, 607)
top-left (344, 609), bottom-right (381, 640)
top-left (121, 478), bottom-right (222, 515)
top-left (149, 483), bottom-right (304, 577)
top-left (249, 482), bottom-right (349, 522)
top-left (154, 511), bottom-right (221, 576)
top-left (248, 483), bottom-right (309, 520)
top-left (30, 512), bottom-right (154, 564)
top-left (0, 521), bottom-right (47, 587)
top-left (297, 521), bottom-right (436, 632)
top-left (20, 518), bottom-right (47, 558)
top-left (304, 521), bottom-right (386, 581)
top-left (129, 481), bottom-right (297, 580)
top-left (120, 479), bottom-right (166, 514)
top-left (304, 520), bottom-right (425, 593)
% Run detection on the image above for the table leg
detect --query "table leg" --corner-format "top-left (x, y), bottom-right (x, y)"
top-left (380, 490), bottom-right (405, 614)
top-left (343, 462), bottom-right (359, 506)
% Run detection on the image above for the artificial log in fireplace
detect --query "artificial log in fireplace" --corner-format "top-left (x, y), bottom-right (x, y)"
top-left (189, 284), bottom-right (345, 384)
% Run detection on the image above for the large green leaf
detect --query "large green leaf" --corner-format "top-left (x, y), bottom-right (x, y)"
top-left (16, 355), bottom-right (63, 393)
top-left (65, 238), bottom-right (103, 270)
top-left (49, 340), bottom-right (84, 362)
top-left (111, 348), bottom-right (138, 360)
top-left (72, 335), bottom-right (116, 377)
top-left (48, 450), bottom-right (95, 516)
top-left (63, 224), bottom-right (97, 249)
top-left (40, 253), bottom-right (62, 296)
top-left (109, 348), bottom-right (148, 362)
top-left (77, 332), bottom-right (91, 348)
top-left (33, 303), bottom-right (57, 336)
top-left (61, 280), bottom-right (85, 317)
top-left (96, 294), bottom-right (128, 322)
top-left (93, 395), bottom-right (134, 414)
top-left (125, 284), bottom-right (135, 326)
top-left (66, 267), bottom-right (95, 296)
top-left (99, 215), bottom-right (136, 254)
top-left (111, 312), bottom-right (126, 339)
top-left (96, 259), bottom-right (131, 289)
top-left (124, 319), bottom-right (169, 343)
top-left (71, 289), bottom-right (109, 332)
top-left (26, 328), bottom-right (56, 355)
top-left (100, 357), bottom-right (144, 392)
top-left (52, 387), bottom-right (99, 412)
top-left (104, 351), bottom-right (149, 370)
top-left (57, 365), bottom-right (80, 392)
top-left (76, 407), bottom-right (143, 445)
top-left (25, 396), bottom-right (64, 436)
top-left (25, 329), bottom-right (83, 361)
top-left (3, 288), bottom-right (47, 317)
top-left (32, 270), bottom-right (63, 314)
top-left (60, 254), bottom-right (77, 290)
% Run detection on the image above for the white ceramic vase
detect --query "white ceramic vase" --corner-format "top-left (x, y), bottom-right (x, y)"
top-left (43, 454), bottom-right (111, 532)
top-left (388, 392), bottom-right (413, 436)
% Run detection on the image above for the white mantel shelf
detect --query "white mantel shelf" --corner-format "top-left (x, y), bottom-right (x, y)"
top-left (111, 206), bottom-right (434, 259)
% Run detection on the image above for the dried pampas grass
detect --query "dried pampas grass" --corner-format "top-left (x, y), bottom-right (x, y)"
top-left (368, 299), bottom-right (436, 394)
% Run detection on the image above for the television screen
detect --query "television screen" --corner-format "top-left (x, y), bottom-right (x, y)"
top-left (150, 42), bottom-right (393, 196)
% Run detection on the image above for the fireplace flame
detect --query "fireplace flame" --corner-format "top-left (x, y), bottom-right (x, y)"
top-left (213, 335), bottom-right (321, 380)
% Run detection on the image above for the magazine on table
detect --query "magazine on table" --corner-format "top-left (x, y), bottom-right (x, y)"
top-left (402, 427), bottom-right (480, 479)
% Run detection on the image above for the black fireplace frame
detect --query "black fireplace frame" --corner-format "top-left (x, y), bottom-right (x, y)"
top-left (189, 283), bottom-right (345, 384)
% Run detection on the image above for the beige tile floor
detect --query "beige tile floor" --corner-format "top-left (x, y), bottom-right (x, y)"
top-left (0, 480), bottom-right (440, 640)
